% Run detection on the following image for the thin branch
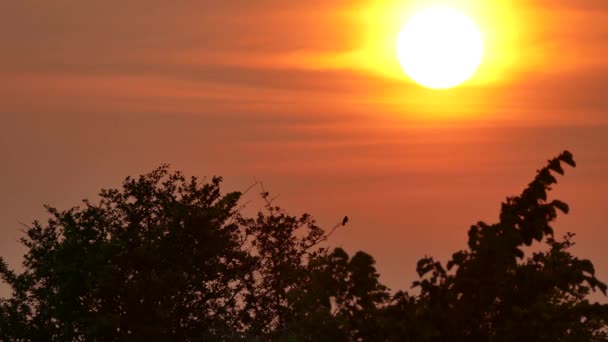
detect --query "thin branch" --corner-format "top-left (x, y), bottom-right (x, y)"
top-left (241, 178), bottom-right (260, 197)
top-left (306, 220), bottom-right (343, 250)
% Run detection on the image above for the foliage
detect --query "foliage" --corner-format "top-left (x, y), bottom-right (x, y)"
top-left (1, 151), bottom-right (607, 341)
top-left (399, 151), bottom-right (608, 341)
top-left (1, 168), bottom-right (252, 340)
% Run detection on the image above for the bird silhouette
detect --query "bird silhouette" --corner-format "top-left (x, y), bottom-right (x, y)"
top-left (342, 216), bottom-right (349, 226)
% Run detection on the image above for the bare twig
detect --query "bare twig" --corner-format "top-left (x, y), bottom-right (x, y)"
top-left (305, 219), bottom-right (343, 250)
top-left (241, 178), bottom-right (260, 197)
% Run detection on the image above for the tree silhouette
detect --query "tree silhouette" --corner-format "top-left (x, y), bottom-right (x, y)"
top-left (387, 151), bottom-right (608, 341)
top-left (1, 151), bottom-right (607, 341)
top-left (0, 168), bottom-right (254, 340)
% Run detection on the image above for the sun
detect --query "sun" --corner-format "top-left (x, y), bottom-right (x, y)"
top-left (397, 6), bottom-right (484, 89)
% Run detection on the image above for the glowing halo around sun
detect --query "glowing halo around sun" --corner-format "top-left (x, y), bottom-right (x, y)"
top-left (397, 6), bottom-right (484, 89)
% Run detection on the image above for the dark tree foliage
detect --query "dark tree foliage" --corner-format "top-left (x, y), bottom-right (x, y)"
top-left (1, 151), bottom-right (607, 341)
top-left (0, 169), bottom-right (253, 341)
top-left (389, 151), bottom-right (608, 342)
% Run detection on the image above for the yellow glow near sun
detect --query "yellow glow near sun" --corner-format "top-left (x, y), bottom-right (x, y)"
top-left (282, 0), bottom-right (524, 117)
top-left (349, 0), bottom-right (520, 86)
top-left (396, 6), bottom-right (483, 89)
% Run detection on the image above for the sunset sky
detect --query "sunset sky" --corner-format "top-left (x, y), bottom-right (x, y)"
top-left (1, 0), bottom-right (608, 294)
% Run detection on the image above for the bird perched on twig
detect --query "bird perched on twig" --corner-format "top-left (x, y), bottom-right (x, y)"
top-left (342, 216), bottom-right (349, 226)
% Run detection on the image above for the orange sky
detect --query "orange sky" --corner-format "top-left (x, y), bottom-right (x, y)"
top-left (1, 0), bottom-right (608, 294)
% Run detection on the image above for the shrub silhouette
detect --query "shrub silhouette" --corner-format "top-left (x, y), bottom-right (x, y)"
top-left (385, 151), bottom-right (608, 341)
top-left (1, 151), bottom-right (606, 341)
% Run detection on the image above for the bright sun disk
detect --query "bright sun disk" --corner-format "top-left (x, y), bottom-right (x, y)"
top-left (397, 6), bottom-right (484, 89)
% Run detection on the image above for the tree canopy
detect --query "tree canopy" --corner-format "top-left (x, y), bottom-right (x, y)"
top-left (1, 151), bottom-right (607, 341)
